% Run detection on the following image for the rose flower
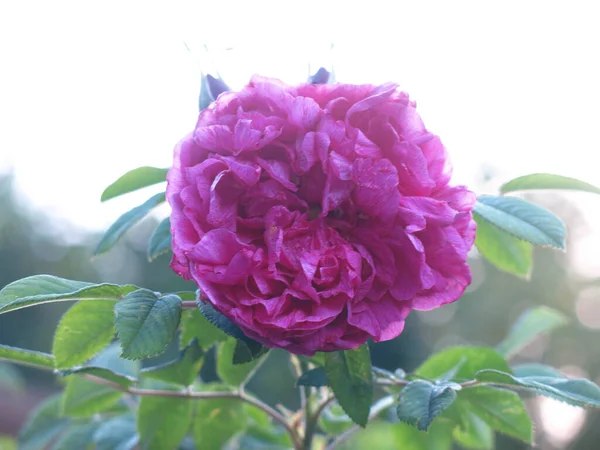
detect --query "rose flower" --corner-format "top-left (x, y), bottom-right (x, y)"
top-left (167, 76), bottom-right (476, 355)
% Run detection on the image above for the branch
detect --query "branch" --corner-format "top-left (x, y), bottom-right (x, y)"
top-left (83, 374), bottom-right (303, 450)
top-left (460, 379), bottom-right (479, 388)
top-left (376, 378), bottom-right (481, 388)
top-left (240, 351), bottom-right (268, 389)
top-left (311, 395), bottom-right (336, 424)
top-left (289, 355), bottom-right (307, 413)
top-left (181, 301), bottom-right (197, 309)
top-left (297, 358), bottom-right (315, 449)
top-left (374, 378), bottom-right (410, 386)
top-left (304, 394), bottom-right (335, 445)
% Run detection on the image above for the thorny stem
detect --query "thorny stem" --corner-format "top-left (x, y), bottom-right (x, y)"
top-left (460, 379), bottom-right (480, 388)
top-left (305, 394), bottom-right (335, 443)
top-left (83, 374), bottom-right (304, 450)
top-left (82, 367), bottom-right (516, 450)
top-left (299, 358), bottom-right (315, 450)
top-left (290, 355), bottom-right (307, 413)
top-left (240, 351), bottom-right (268, 390)
top-left (375, 377), bottom-right (482, 388)
top-left (290, 355), bottom-right (319, 448)
top-left (312, 395), bottom-right (336, 424)
top-left (374, 378), bottom-right (410, 386)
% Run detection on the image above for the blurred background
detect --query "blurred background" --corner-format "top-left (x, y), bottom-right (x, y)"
top-left (1, 1), bottom-right (600, 448)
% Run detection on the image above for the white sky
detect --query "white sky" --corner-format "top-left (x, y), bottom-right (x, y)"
top-left (1, 0), bottom-right (600, 272)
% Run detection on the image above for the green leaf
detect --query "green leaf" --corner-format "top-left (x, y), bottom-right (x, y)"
top-left (199, 76), bottom-right (213, 111)
top-left (297, 367), bottom-right (329, 387)
top-left (184, 300), bottom-right (265, 364)
top-left (324, 344), bottom-right (373, 427)
top-left (199, 73), bottom-right (229, 111)
top-left (332, 422), bottom-right (395, 450)
top-left (474, 213), bottom-right (533, 278)
top-left (476, 369), bottom-right (600, 407)
top-left (0, 362), bottom-right (25, 392)
top-left (0, 344), bottom-right (55, 370)
top-left (501, 173), bottom-right (600, 195)
top-left (138, 395), bottom-right (194, 450)
top-left (373, 366), bottom-right (402, 380)
top-left (114, 289), bottom-right (182, 360)
top-left (178, 436), bottom-right (197, 450)
top-left (60, 343), bottom-right (139, 387)
top-left (391, 420), bottom-right (454, 450)
top-left (51, 422), bottom-right (98, 450)
top-left (233, 433), bottom-right (291, 450)
top-left (340, 420), bottom-right (453, 450)
top-left (512, 363), bottom-right (564, 378)
top-left (474, 195), bottom-right (566, 249)
top-left (308, 67), bottom-right (334, 84)
top-left (416, 346), bottom-right (511, 381)
top-left (101, 166), bottom-right (168, 202)
top-left (198, 301), bottom-right (244, 338)
top-left (450, 404), bottom-right (494, 450)
top-left (309, 353), bottom-right (326, 366)
top-left (141, 340), bottom-right (204, 386)
top-left (93, 415), bottom-right (138, 450)
top-left (19, 394), bottom-right (70, 450)
top-left (0, 275), bottom-right (136, 314)
top-left (396, 380), bottom-right (458, 431)
top-left (198, 302), bottom-right (264, 354)
top-left (497, 306), bottom-right (568, 358)
top-left (193, 384), bottom-right (246, 450)
top-left (180, 308), bottom-right (228, 350)
top-left (91, 342), bottom-right (141, 378)
top-left (95, 193), bottom-right (166, 255)
top-left (232, 339), bottom-right (268, 365)
top-left (0, 436), bottom-right (17, 450)
top-left (53, 300), bottom-right (116, 369)
top-left (216, 338), bottom-right (265, 386)
top-left (147, 217), bottom-right (172, 261)
top-left (62, 375), bottom-right (123, 417)
top-left (459, 386), bottom-right (532, 443)
top-left (59, 366), bottom-right (136, 388)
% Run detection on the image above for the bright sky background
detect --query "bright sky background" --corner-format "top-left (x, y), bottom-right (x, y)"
top-left (1, 0), bottom-right (600, 273)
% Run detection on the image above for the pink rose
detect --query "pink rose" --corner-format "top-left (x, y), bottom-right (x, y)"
top-left (167, 76), bottom-right (476, 355)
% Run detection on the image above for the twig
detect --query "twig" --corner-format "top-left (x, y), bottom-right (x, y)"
top-left (374, 378), bottom-right (410, 386)
top-left (289, 355), bottom-right (307, 413)
top-left (375, 378), bottom-right (480, 388)
top-left (181, 301), bottom-right (197, 309)
top-left (311, 395), bottom-right (336, 424)
top-left (240, 352), bottom-right (269, 390)
top-left (83, 374), bottom-right (303, 450)
top-left (298, 358), bottom-right (316, 449)
top-left (304, 394), bottom-right (336, 445)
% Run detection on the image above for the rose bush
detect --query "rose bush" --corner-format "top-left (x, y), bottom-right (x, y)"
top-left (2, 62), bottom-right (595, 450)
top-left (167, 76), bottom-right (476, 355)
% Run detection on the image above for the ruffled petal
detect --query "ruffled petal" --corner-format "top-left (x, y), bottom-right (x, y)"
top-left (166, 75), bottom-right (476, 355)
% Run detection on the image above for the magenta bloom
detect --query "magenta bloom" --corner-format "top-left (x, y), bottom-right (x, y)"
top-left (167, 76), bottom-right (476, 355)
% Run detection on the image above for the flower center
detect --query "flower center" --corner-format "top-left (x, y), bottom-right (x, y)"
top-left (308, 205), bottom-right (322, 220)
